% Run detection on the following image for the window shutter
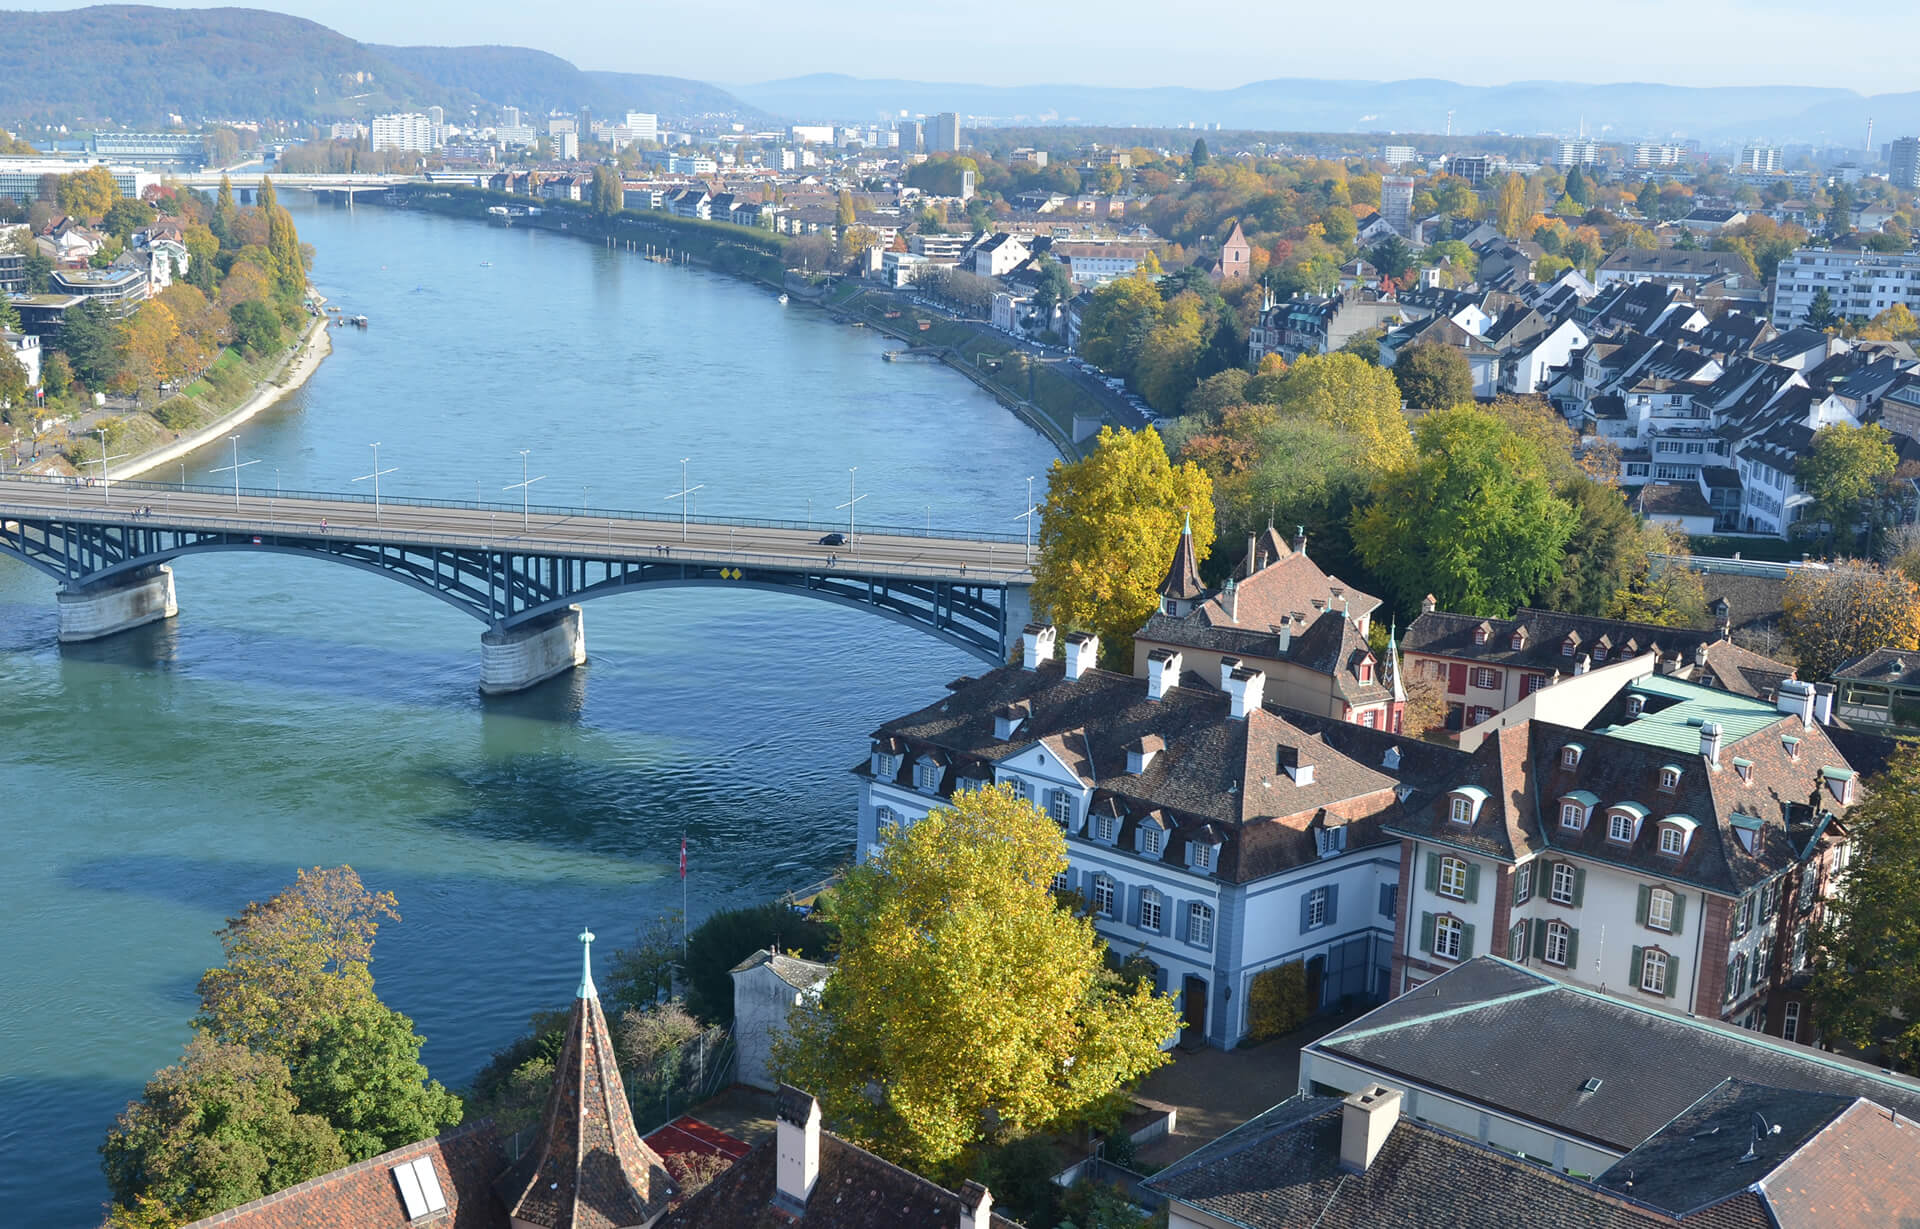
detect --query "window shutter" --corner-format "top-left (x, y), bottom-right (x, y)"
top-left (1130, 887), bottom-right (1142, 927)
top-left (1425, 852), bottom-right (1440, 893)
top-left (1300, 892), bottom-right (1314, 932)
top-left (1420, 911), bottom-right (1436, 954)
top-left (1537, 859), bottom-right (1554, 894)
top-left (1664, 958), bottom-right (1679, 998)
top-left (1565, 927), bottom-right (1580, 968)
top-left (1465, 862), bottom-right (1481, 904)
top-left (1632, 944), bottom-right (1645, 988)
top-left (1380, 882), bottom-right (1396, 918)
top-left (1636, 885), bottom-right (1651, 927)
top-left (1461, 923), bottom-right (1476, 959)
top-left (1326, 884), bottom-right (1340, 927)
top-left (1572, 866), bottom-right (1587, 906)
top-left (1671, 894), bottom-right (1687, 935)
top-left (1531, 919), bottom-right (1548, 960)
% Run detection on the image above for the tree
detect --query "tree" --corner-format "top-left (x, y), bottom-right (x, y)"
top-left (58, 298), bottom-right (125, 390)
top-left (1392, 343), bottom-right (1474, 412)
top-left (22, 246), bottom-right (53, 292)
top-left (836, 189), bottom-right (856, 228)
top-left (1813, 743), bottom-right (1920, 1071)
top-left (212, 176), bottom-right (239, 247)
top-left (182, 223), bottom-right (219, 294)
top-left (772, 786), bottom-right (1178, 1175)
top-left (680, 902), bottom-right (835, 1026)
top-left (1859, 303), bottom-right (1920, 341)
top-left (259, 177), bottom-right (305, 301)
top-left (1190, 138), bottom-right (1209, 168)
top-left (1782, 562), bottom-right (1920, 681)
top-left (1799, 423), bottom-right (1898, 553)
top-left (103, 196), bottom-right (158, 241)
top-left (1029, 255), bottom-right (1072, 325)
top-left (121, 299), bottom-right (183, 395)
top-left (229, 299), bottom-right (282, 353)
top-left (591, 164), bottom-right (624, 215)
top-left (1369, 236), bottom-right (1416, 281)
top-left (1543, 478), bottom-right (1652, 617)
top-left (1607, 532), bottom-right (1709, 629)
top-left (1181, 368), bottom-right (1250, 420)
top-left (1564, 165), bottom-right (1591, 207)
top-left (1272, 352), bottom-right (1413, 472)
top-left (285, 996), bottom-right (462, 1162)
top-left (1493, 174), bottom-right (1527, 238)
top-left (56, 165), bottom-right (120, 220)
top-left (1353, 406), bottom-right (1578, 618)
top-left (1807, 286), bottom-right (1839, 330)
top-left (101, 1037), bottom-right (347, 1226)
top-left (0, 346), bottom-right (29, 418)
top-left (1076, 275), bottom-right (1163, 378)
top-left (42, 350), bottom-right (74, 398)
top-left (1031, 426), bottom-right (1215, 665)
top-left (1135, 291), bottom-right (1209, 412)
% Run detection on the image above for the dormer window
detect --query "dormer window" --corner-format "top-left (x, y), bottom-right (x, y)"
top-left (1658, 765), bottom-right (1681, 792)
top-left (1190, 837), bottom-right (1219, 873)
top-left (1607, 802), bottom-right (1647, 844)
top-left (1093, 812), bottom-right (1116, 843)
top-left (873, 751), bottom-right (900, 779)
top-left (1141, 826), bottom-right (1162, 856)
top-left (1782, 736), bottom-right (1801, 760)
top-left (1823, 767), bottom-right (1855, 804)
top-left (1733, 758), bottom-right (1753, 782)
top-left (1561, 743), bottom-right (1584, 769)
top-left (1450, 797), bottom-right (1472, 824)
top-left (1448, 786), bottom-right (1489, 825)
top-left (1559, 791), bottom-right (1596, 831)
top-left (1510, 629), bottom-right (1527, 650)
top-left (1358, 660), bottom-right (1373, 683)
top-left (914, 760), bottom-right (942, 792)
top-left (1474, 624), bottom-right (1490, 645)
top-left (1561, 638), bottom-right (1578, 657)
top-left (1658, 815), bottom-right (1698, 857)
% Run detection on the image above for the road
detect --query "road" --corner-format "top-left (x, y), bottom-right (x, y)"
top-left (0, 477), bottom-right (1037, 583)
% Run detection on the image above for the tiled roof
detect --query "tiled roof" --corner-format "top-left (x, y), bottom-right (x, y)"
top-left (1756, 1098), bottom-right (1920, 1228)
top-left (1833, 646), bottom-right (1920, 686)
top-left (179, 1123), bottom-right (510, 1229)
top-left (655, 1133), bottom-right (1025, 1229)
top-left (1308, 958), bottom-right (1920, 1155)
top-left (730, 948), bottom-right (832, 991)
top-left (1697, 639), bottom-right (1794, 698)
top-left (1145, 1093), bottom-right (1763, 1228)
top-left (1402, 607), bottom-right (1741, 674)
top-left (1158, 518), bottom-right (1204, 601)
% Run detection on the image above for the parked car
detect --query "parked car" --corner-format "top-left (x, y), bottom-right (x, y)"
top-left (818, 532), bottom-right (846, 546)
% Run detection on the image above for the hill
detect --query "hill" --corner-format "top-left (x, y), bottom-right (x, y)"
top-left (732, 73), bottom-right (1872, 145)
top-left (0, 5), bottom-right (757, 126)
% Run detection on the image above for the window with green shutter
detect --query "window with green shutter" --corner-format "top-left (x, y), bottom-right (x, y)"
top-left (1425, 852), bottom-right (1440, 894)
top-left (1420, 911), bottom-right (1436, 954)
top-left (1460, 923), bottom-right (1476, 959)
top-left (1464, 862), bottom-right (1481, 903)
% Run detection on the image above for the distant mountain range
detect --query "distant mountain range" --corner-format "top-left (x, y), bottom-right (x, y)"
top-left (0, 5), bottom-right (757, 126)
top-left (733, 73), bottom-right (1918, 148)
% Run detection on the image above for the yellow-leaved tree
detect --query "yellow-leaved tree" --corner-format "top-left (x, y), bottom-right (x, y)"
top-left (1269, 352), bottom-right (1414, 472)
top-left (1781, 561), bottom-right (1920, 681)
top-left (1031, 425), bottom-right (1214, 665)
top-left (772, 786), bottom-right (1178, 1176)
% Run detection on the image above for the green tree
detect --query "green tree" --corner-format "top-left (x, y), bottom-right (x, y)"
top-left (286, 996), bottom-right (462, 1162)
top-left (680, 902), bottom-right (835, 1026)
top-left (1320, 205), bottom-right (1357, 247)
top-left (212, 175), bottom-right (239, 247)
top-left (1782, 562), bottom-right (1920, 681)
top-left (103, 196), bottom-right (157, 241)
top-left (1369, 236), bottom-right (1416, 280)
top-left (1564, 164), bottom-right (1591, 206)
top-left (58, 297), bottom-right (126, 389)
top-left (101, 1037), bottom-right (347, 1226)
top-left (22, 246), bottom-right (53, 292)
top-left (1813, 743), bottom-right (1920, 1071)
top-left (1181, 368), bottom-right (1250, 420)
top-left (1190, 138), bottom-right (1209, 168)
top-left (1543, 478), bottom-right (1654, 617)
top-left (772, 786), bottom-right (1178, 1175)
top-left (258, 177), bottom-right (305, 301)
top-left (0, 346), bottom-right (29, 417)
top-left (1029, 255), bottom-right (1072, 325)
top-left (1031, 425), bottom-right (1215, 664)
top-left (1799, 423), bottom-right (1898, 553)
top-left (1076, 275), bottom-right (1163, 378)
top-left (591, 164), bottom-right (624, 215)
top-left (228, 299), bottom-right (282, 353)
top-left (1353, 406), bottom-right (1578, 617)
top-left (1807, 286), bottom-right (1839, 330)
top-left (1392, 342), bottom-right (1474, 412)
top-left (42, 350), bottom-right (74, 398)
top-left (1135, 292), bottom-right (1209, 412)
top-left (0, 291), bottom-right (19, 332)
top-left (1271, 352), bottom-right (1412, 471)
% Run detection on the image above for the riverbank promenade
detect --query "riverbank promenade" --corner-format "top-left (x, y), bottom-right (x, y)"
top-left (0, 476), bottom-right (1035, 690)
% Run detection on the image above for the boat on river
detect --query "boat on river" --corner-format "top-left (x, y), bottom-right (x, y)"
top-left (777, 293), bottom-right (789, 305)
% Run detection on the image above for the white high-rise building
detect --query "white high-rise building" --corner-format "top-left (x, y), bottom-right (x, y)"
top-left (1633, 143), bottom-right (1687, 168)
top-left (427, 105), bottom-right (445, 126)
top-left (502, 105), bottom-right (521, 128)
top-left (624, 112), bottom-right (659, 142)
top-left (1381, 175), bottom-right (1415, 236)
top-left (1556, 138), bottom-right (1601, 167)
top-left (1739, 145), bottom-right (1783, 173)
top-left (1772, 247), bottom-right (1920, 326)
top-left (1381, 145), bottom-right (1416, 168)
top-left (553, 130), bottom-right (578, 160)
top-left (930, 112), bottom-right (962, 153)
top-left (370, 113), bottom-right (436, 153)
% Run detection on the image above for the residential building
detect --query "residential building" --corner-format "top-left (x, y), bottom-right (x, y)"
top-left (1891, 136), bottom-right (1920, 190)
top-left (789, 124), bottom-right (834, 145)
top-left (1298, 957), bottom-right (1920, 1182)
top-left (1633, 142), bottom-right (1689, 168)
top-left (1446, 154), bottom-right (1496, 186)
top-left (1380, 175), bottom-right (1414, 236)
top-left (1556, 138), bottom-right (1601, 167)
top-left (968, 231), bottom-right (1030, 277)
top-left (11, 293), bottom-right (83, 337)
top-left (857, 622), bottom-right (1410, 1049)
top-left (4, 330), bottom-right (41, 389)
top-left (1009, 147), bottom-right (1048, 168)
top-left (909, 232), bottom-right (971, 260)
top-left (1248, 292), bottom-right (1406, 364)
top-left (1388, 673), bottom-right (1854, 1045)
top-left (370, 112), bottom-right (436, 154)
top-left (0, 158), bottom-right (157, 204)
top-left (1380, 144), bottom-right (1416, 167)
top-left (1772, 246), bottom-right (1920, 326)
top-left (1739, 145), bottom-right (1784, 174)
top-left (553, 130), bottom-right (578, 160)
top-left (1051, 241), bottom-right (1151, 287)
top-left (729, 948), bottom-right (830, 1092)
top-left (930, 111), bottom-right (962, 153)
top-left (1678, 206), bottom-right (1749, 234)
top-left (0, 222), bottom-right (26, 292)
top-left (625, 111), bottom-right (660, 143)
top-left (48, 266), bottom-right (148, 318)
top-left (1595, 248), bottom-right (1750, 290)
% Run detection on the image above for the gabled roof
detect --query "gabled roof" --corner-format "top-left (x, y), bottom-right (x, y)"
top-left (1158, 515), bottom-right (1205, 602)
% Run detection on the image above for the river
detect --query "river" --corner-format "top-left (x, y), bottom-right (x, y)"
top-left (0, 199), bottom-right (1060, 1226)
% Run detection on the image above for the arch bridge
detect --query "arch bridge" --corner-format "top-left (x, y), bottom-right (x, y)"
top-left (0, 478), bottom-right (1032, 693)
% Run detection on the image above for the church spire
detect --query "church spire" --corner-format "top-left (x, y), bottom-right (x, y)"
top-left (578, 926), bottom-right (597, 999)
top-left (1158, 512), bottom-right (1205, 612)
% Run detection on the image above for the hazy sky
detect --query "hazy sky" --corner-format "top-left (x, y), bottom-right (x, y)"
top-left (18, 0), bottom-right (1920, 94)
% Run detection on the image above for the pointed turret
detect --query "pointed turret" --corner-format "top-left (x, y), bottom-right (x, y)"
top-left (497, 929), bottom-right (672, 1229)
top-left (1158, 513), bottom-right (1206, 616)
top-left (1385, 620), bottom-right (1407, 704)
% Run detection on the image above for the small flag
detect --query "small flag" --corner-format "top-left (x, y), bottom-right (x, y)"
top-left (679, 838), bottom-right (687, 879)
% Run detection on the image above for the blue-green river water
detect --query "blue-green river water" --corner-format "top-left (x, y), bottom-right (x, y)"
top-left (0, 199), bottom-right (1058, 1225)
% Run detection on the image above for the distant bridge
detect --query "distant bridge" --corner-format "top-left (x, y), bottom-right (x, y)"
top-left (170, 172), bottom-right (433, 192)
top-left (0, 477), bottom-right (1032, 693)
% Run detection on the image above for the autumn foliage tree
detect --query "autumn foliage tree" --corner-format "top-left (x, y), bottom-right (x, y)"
top-left (772, 786), bottom-right (1179, 1175)
top-left (1392, 342), bottom-right (1474, 413)
top-left (1032, 426), bottom-right (1215, 665)
top-left (1781, 561), bottom-right (1920, 681)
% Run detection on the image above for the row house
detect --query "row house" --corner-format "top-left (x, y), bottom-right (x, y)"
top-left (1135, 523), bottom-right (1401, 729)
top-left (1246, 292), bottom-right (1405, 364)
top-left (1390, 673), bottom-right (1856, 1045)
top-left (1401, 601), bottom-right (1794, 730)
top-left (856, 625), bottom-right (1413, 1048)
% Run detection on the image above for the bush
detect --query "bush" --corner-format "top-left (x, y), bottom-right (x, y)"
top-left (155, 397), bottom-right (202, 431)
top-left (682, 902), bottom-right (834, 1026)
top-left (1246, 961), bottom-right (1312, 1043)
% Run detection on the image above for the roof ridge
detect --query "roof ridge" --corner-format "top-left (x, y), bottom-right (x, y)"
top-left (1326, 982), bottom-right (1562, 1044)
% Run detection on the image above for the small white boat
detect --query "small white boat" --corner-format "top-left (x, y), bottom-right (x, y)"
top-left (777, 293), bottom-right (789, 305)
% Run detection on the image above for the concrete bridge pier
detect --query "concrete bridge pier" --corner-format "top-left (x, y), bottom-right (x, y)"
top-left (57, 564), bottom-right (178, 643)
top-left (480, 605), bottom-right (586, 694)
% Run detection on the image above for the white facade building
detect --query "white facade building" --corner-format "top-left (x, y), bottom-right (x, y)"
top-left (1556, 139), bottom-right (1601, 167)
top-left (371, 113), bottom-right (437, 154)
top-left (624, 112), bottom-right (659, 143)
top-left (1771, 246), bottom-right (1920, 326)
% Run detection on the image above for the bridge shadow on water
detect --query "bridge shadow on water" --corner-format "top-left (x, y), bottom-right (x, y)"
top-left (0, 1073), bottom-right (150, 1225)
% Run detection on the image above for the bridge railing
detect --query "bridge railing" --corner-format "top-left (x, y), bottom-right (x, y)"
top-left (0, 472), bottom-right (1031, 545)
top-left (0, 500), bottom-right (1036, 585)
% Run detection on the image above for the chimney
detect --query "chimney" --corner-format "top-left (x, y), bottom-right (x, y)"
top-left (1420, 593), bottom-right (1437, 614)
top-left (1224, 577), bottom-right (1239, 623)
top-left (1064, 631), bottom-right (1099, 680)
top-left (993, 701), bottom-right (1029, 741)
top-left (958, 1180), bottom-right (994, 1229)
top-left (1776, 678), bottom-right (1816, 723)
top-left (1339, 1084), bottom-right (1403, 1174)
top-left (1700, 720), bottom-right (1722, 766)
top-left (1246, 531), bottom-right (1258, 576)
top-left (1278, 743), bottom-right (1315, 786)
top-left (1292, 525), bottom-right (1307, 556)
top-left (1219, 655), bottom-right (1243, 691)
top-left (1813, 682), bottom-right (1835, 725)
top-left (1574, 653), bottom-right (1591, 676)
top-left (1147, 648), bottom-right (1182, 700)
top-left (1021, 624), bottom-right (1056, 671)
top-left (1226, 666), bottom-right (1266, 719)
top-left (774, 1086), bottom-right (822, 1213)
top-left (1694, 642), bottom-right (1710, 667)
top-left (1127, 734), bottom-right (1165, 774)
top-left (1277, 621), bottom-right (1293, 653)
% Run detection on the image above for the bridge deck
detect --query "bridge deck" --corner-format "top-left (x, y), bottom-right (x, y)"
top-left (0, 477), bottom-right (1035, 585)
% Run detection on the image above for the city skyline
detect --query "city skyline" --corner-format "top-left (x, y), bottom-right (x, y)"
top-left (12, 0), bottom-right (1920, 96)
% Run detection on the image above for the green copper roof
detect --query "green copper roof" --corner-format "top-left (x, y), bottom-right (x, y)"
top-left (1596, 675), bottom-right (1782, 754)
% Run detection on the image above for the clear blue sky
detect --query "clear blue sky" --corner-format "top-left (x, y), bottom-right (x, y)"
top-left (15, 0), bottom-right (1920, 93)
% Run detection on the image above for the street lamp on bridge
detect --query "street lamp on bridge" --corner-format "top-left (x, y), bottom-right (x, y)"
top-left (1013, 473), bottom-right (1040, 561)
top-left (664, 457), bottom-right (703, 542)
top-left (504, 448), bottom-right (545, 532)
top-left (210, 435), bottom-right (259, 510)
top-left (352, 441), bottom-right (396, 524)
top-left (836, 466), bottom-right (867, 547)
top-left (92, 427), bottom-right (129, 505)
